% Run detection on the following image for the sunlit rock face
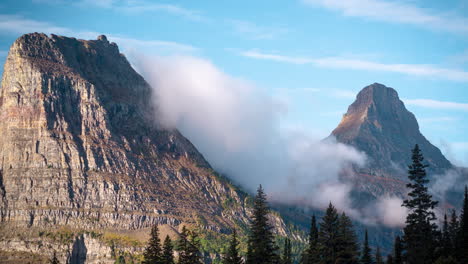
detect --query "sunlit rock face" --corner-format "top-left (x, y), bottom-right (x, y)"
top-left (332, 82), bottom-right (452, 179)
top-left (0, 33), bottom-right (252, 232)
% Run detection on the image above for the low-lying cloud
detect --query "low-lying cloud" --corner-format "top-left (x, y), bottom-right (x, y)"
top-left (130, 53), bottom-right (417, 227)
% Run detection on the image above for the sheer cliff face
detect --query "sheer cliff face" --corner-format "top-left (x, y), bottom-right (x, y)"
top-left (0, 33), bottom-right (247, 231)
top-left (331, 83), bottom-right (452, 178)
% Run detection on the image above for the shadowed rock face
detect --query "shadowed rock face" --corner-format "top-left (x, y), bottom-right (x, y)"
top-left (0, 33), bottom-right (250, 231)
top-left (331, 83), bottom-right (452, 178)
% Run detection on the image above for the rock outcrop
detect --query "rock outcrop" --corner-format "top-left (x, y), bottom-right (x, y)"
top-left (0, 33), bottom-right (256, 235)
top-left (331, 83), bottom-right (452, 178)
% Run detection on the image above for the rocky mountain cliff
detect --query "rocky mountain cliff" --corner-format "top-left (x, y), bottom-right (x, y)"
top-left (0, 33), bottom-right (295, 263)
top-left (331, 83), bottom-right (452, 179)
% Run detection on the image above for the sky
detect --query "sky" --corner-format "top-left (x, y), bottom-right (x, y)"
top-left (0, 0), bottom-right (467, 165)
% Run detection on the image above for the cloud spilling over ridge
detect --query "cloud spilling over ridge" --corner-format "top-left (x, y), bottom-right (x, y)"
top-left (130, 53), bottom-right (414, 227)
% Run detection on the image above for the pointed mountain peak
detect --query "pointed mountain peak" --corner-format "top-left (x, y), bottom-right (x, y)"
top-left (331, 83), bottom-right (451, 177)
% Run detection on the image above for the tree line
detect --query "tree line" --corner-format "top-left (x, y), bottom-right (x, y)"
top-left (50, 144), bottom-right (467, 264)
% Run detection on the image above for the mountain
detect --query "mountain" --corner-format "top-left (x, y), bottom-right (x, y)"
top-left (331, 83), bottom-right (452, 179)
top-left (0, 33), bottom-right (294, 263)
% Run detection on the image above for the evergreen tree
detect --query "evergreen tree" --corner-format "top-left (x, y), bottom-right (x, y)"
top-left (360, 230), bottom-right (373, 264)
top-left (50, 251), bottom-right (60, 264)
top-left (282, 238), bottom-right (292, 264)
top-left (336, 213), bottom-right (359, 264)
top-left (441, 213), bottom-right (451, 257)
top-left (393, 236), bottom-right (403, 264)
top-left (177, 226), bottom-right (191, 264)
top-left (448, 209), bottom-right (459, 257)
top-left (143, 225), bottom-right (163, 264)
top-left (302, 215), bottom-right (319, 264)
top-left (318, 203), bottom-right (340, 264)
top-left (458, 185), bottom-right (468, 263)
top-left (246, 185), bottom-right (279, 264)
top-left (186, 230), bottom-right (203, 264)
top-left (386, 255), bottom-right (394, 264)
top-left (223, 229), bottom-right (243, 264)
top-left (115, 256), bottom-right (126, 264)
top-left (161, 235), bottom-right (174, 264)
top-left (375, 247), bottom-right (384, 264)
top-left (402, 144), bottom-right (438, 264)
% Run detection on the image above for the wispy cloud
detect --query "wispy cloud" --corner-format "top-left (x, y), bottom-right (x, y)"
top-left (239, 50), bottom-right (468, 82)
top-left (452, 142), bottom-right (468, 151)
top-left (0, 14), bottom-right (197, 54)
top-left (229, 20), bottom-right (289, 40)
top-left (302, 0), bottom-right (468, 34)
top-left (240, 50), bottom-right (312, 64)
top-left (331, 89), bottom-right (356, 99)
top-left (403, 98), bottom-right (468, 111)
top-left (36, 0), bottom-right (208, 22)
top-left (418, 116), bottom-right (459, 124)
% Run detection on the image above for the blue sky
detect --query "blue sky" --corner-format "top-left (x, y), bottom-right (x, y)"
top-left (0, 0), bottom-right (467, 165)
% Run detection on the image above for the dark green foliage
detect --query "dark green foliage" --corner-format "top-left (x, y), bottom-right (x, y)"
top-left (318, 203), bottom-right (340, 264)
top-left (376, 247), bottom-right (384, 264)
top-left (336, 213), bottom-right (359, 264)
top-left (282, 238), bottom-right (292, 264)
top-left (386, 255), bottom-right (394, 264)
top-left (360, 230), bottom-right (373, 264)
top-left (177, 226), bottom-right (203, 264)
top-left (301, 215), bottom-right (319, 264)
top-left (393, 236), bottom-right (403, 264)
top-left (50, 251), bottom-right (60, 264)
top-left (448, 210), bottom-right (459, 258)
top-left (143, 225), bottom-right (162, 264)
top-left (402, 144), bottom-right (438, 264)
top-left (458, 186), bottom-right (468, 263)
top-left (161, 235), bottom-right (174, 264)
top-left (246, 185), bottom-right (279, 264)
top-left (441, 213), bottom-right (451, 257)
top-left (223, 229), bottom-right (243, 264)
top-left (115, 255), bottom-right (126, 264)
top-left (434, 256), bottom-right (458, 264)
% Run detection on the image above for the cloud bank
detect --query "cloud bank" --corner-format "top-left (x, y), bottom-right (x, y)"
top-left (130, 53), bottom-right (414, 227)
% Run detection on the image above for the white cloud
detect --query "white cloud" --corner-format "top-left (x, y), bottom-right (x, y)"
top-left (0, 14), bottom-right (196, 54)
top-left (374, 196), bottom-right (408, 227)
top-left (240, 50), bottom-right (312, 64)
top-left (229, 20), bottom-right (289, 40)
top-left (404, 98), bottom-right (468, 111)
top-left (331, 89), bottom-right (356, 99)
top-left (418, 116), bottom-right (459, 124)
top-left (302, 0), bottom-right (468, 34)
top-left (240, 50), bottom-right (468, 82)
top-left (34, 0), bottom-right (207, 21)
top-left (130, 53), bottom-right (375, 223)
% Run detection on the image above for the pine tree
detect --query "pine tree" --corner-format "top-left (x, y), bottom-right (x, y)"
top-left (393, 236), bottom-right (403, 264)
top-left (448, 210), bottom-right (459, 257)
top-left (360, 230), bottom-right (373, 264)
top-left (246, 185), bottom-right (279, 264)
top-left (458, 185), bottom-right (468, 263)
top-left (386, 255), bottom-right (394, 264)
top-left (441, 213), bottom-right (451, 257)
top-left (402, 144), bottom-right (438, 264)
top-left (143, 225), bottom-right (163, 264)
top-left (161, 235), bottom-right (174, 264)
top-left (223, 229), bottom-right (243, 264)
top-left (50, 251), bottom-right (60, 264)
top-left (186, 230), bottom-right (203, 264)
top-left (301, 215), bottom-right (319, 264)
top-left (177, 226), bottom-right (191, 264)
top-left (282, 238), bottom-right (292, 264)
top-left (375, 246), bottom-right (384, 264)
top-left (336, 213), bottom-right (359, 264)
top-left (318, 203), bottom-right (340, 264)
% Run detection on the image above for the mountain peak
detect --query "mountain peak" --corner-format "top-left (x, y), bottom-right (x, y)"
top-left (331, 83), bottom-right (451, 177)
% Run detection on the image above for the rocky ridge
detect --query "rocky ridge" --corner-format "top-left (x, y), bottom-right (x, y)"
top-left (332, 83), bottom-right (452, 179)
top-left (0, 33), bottom-right (294, 262)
